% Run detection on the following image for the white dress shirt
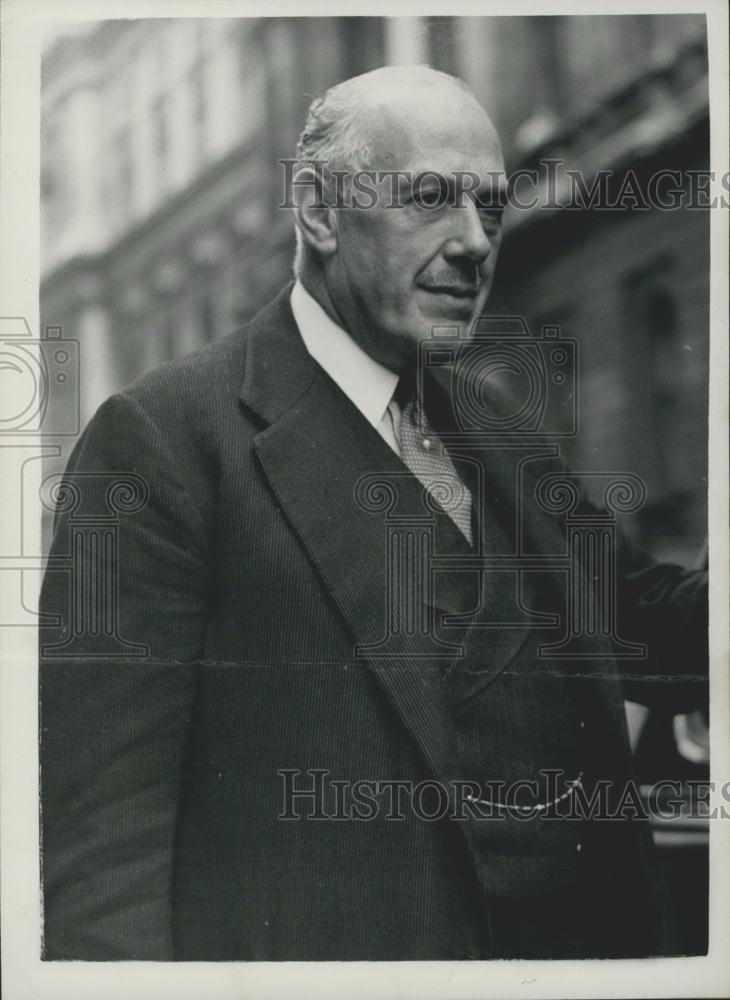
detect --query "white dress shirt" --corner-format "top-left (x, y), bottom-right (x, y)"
top-left (290, 280), bottom-right (403, 456)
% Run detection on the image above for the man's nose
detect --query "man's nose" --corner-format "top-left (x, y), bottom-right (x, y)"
top-left (444, 200), bottom-right (491, 265)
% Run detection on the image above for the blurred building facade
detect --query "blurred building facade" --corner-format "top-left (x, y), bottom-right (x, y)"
top-left (40, 14), bottom-right (709, 564)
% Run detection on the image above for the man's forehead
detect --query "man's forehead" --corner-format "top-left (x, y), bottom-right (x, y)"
top-left (361, 84), bottom-right (504, 176)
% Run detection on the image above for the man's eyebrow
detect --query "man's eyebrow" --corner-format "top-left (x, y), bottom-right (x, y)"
top-left (391, 170), bottom-right (508, 206)
top-left (443, 172), bottom-right (509, 203)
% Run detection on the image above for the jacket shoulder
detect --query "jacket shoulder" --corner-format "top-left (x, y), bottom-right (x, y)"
top-left (116, 282), bottom-right (295, 427)
top-left (119, 327), bottom-right (251, 419)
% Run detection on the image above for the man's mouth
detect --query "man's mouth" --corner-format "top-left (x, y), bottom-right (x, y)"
top-left (419, 284), bottom-right (478, 299)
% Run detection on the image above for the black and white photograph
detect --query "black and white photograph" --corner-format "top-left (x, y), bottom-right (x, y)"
top-left (1, 2), bottom-right (728, 998)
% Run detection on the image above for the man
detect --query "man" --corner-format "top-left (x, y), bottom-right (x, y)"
top-left (40, 66), bottom-right (708, 961)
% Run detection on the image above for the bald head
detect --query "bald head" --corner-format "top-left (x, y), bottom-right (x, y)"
top-left (295, 64), bottom-right (501, 176)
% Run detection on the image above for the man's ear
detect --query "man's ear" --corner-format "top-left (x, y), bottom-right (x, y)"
top-left (292, 166), bottom-right (338, 258)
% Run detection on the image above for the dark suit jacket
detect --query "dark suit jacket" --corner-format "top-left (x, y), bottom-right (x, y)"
top-left (39, 284), bottom-right (708, 961)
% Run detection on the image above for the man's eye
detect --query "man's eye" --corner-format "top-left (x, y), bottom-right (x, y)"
top-left (411, 188), bottom-right (445, 209)
top-left (478, 207), bottom-right (504, 226)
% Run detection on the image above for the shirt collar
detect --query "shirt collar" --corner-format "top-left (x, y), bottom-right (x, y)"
top-left (290, 280), bottom-right (399, 432)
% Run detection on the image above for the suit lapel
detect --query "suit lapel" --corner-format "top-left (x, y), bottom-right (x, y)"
top-left (238, 288), bottom-right (464, 784)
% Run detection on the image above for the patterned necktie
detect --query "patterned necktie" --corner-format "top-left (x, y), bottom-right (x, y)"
top-left (396, 389), bottom-right (474, 546)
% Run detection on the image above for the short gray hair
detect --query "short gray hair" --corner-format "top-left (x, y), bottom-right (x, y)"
top-left (291, 65), bottom-right (478, 276)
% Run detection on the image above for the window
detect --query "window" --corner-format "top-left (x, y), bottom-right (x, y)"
top-left (41, 116), bottom-right (68, 230)
top-left (645, 283), bottom-right (682, 488)
top-left (151, 94), bottom-right (169, 197)
top-left (110, 124), bottom-right (134, 223)
top-left (189, 24), bottom-right (208, 168)
top-left (622, 257), bottom-right (701, 553)
top-left (337, 17), bottom-right (386, 77)
top-left (426, 16), bottom-right (457, 75)
top-left (199, 289), bottom-right (216, 343)
top-left (189, 60), bottom-right (207, 166)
